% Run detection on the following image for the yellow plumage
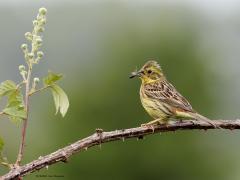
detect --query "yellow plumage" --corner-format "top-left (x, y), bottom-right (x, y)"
top-left (130, 60), bottom-right (217, 127)
top-left (140, 85), bottom-right (168, 120)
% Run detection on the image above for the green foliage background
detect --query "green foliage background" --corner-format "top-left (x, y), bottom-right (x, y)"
top-left (0, 1), bottom-right (240, 179)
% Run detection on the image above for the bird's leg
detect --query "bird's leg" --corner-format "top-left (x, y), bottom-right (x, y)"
top-left (141, 119), bottom-right (161, 126)
top-left (141, 119), bottom-right (159, 133)
top-left (141, 118), bottom-right (168, 131)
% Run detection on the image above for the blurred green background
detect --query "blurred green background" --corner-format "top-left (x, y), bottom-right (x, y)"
top-left (1, 0), bottom-right (240, 179)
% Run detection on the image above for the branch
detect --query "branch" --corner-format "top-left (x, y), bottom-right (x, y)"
top-left (15, 67), bottom-right (31, 166)
top-left (2, 119), bottom-right (240, 179)
top-left (29, 85), bottom-right (50, 96)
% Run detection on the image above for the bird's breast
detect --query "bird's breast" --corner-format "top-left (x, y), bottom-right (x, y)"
top-left (139, 86), bottom-right (170, 119)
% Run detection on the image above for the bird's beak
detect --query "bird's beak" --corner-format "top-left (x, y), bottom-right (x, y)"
top-left (129, 70), bottom-right (141, 79)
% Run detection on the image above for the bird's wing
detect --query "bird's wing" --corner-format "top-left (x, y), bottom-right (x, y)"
top-left (144, 80), bottom-right (195, 112)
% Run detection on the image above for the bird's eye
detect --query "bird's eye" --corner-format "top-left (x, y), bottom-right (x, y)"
top-left (147, 70), bottom-right (152, 74)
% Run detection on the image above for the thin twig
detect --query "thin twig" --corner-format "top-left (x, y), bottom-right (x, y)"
top-left (0, 162), bottom-right (11, 169)
top-left (15, 67), bottom-right (32, 166)
top-left (2, 119), bottom-right (240, 179)
top-left (29, 85), bottom-right (50, 96)
top-left (16, 81), bottom-right (25, 91)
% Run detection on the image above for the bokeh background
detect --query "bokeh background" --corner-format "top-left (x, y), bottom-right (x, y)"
top-left (0, 0), bottom-right (240, 179)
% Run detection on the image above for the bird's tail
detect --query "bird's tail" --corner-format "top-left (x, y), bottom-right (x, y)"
top-left (189, 112), bottom-right (219, 128)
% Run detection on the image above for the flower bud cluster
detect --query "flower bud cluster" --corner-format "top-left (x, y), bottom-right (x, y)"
top-left (19, 65), bottom-right (27, 80)
top-left (31, 7), bottom-right (47, 55)
top-left (21, 7), bottom-right (47, 66)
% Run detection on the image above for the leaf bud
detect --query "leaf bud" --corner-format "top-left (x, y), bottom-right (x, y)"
top-left (38, 27), bottom-right (45, 32)
top-left (21, 44), bottom-right (28, 50)
top-left (25, 32), bottom-right (32, 40)
top-left (34, 77), bottom-right (40, 84)
top-left (19, 65), bottom-right (25, 71)
top-left (37, 51), bottom-right (44, 58)
top-left (33, 20), bottom-right (38, 26)
top-left (40, 18), bottom-right (46, 25)
top-left (36, 38), bottom-right (42, 45)
top-left (28, 53), bottom-right (34, 59)
top-left (39, 7), bottom-right (47, 15)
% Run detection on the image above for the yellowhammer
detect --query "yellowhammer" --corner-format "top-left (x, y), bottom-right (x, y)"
top-left (130, 60), bottom-right (217, 128)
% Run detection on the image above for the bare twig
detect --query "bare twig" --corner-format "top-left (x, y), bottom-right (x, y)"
top-left (2, 119), bottom-right (240, 179)
top-left (29, 85), bottom-right (50, 96)
top-left (0, 162), bottom-right (11, 169)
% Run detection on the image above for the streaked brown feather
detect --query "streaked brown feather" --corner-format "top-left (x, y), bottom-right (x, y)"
top-left (143, 79), bottom-right (195, 113)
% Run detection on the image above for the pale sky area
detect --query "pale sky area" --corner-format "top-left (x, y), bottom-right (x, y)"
top-left (0, 0), bottom-right (240, 18)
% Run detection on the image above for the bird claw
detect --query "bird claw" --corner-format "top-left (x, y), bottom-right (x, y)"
top-left (141, 123), bottom-right (155, 133)
top-left (212, 122), bottom-right (222, 129)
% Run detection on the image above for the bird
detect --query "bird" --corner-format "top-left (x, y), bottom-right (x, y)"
top-left (130, 60), bottom-right (218, 128)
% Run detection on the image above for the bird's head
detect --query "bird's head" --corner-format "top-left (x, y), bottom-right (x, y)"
top-left (130, 60), bottom-right (164, 83)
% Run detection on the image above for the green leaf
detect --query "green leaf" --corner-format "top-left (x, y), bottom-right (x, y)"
top-left (0, 80), bottom-right (17, 98)
top-left (43, 72), bottom-right (63, 86)
top-left (0, 137), bottom-right (4, 153)
top-left (1, 84), bottom-right (26, 122)
top-left (3, 106), bottom-right (26, 119)
top-left (8, 116), bottom-right (23, 125)
top-left (0, 136), bottom-right (5, 163)
top-left (8, 90), bottom-right (24, 107)
top-left (50, 84), bottom-right (69, 117)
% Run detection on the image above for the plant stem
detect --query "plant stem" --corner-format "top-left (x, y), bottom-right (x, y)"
top-left (29, 85), bottom-right (50, 96)
top-left (15, 67), bottom-right (32, 165)
top-left (0, 162), bottom-right (11, 169)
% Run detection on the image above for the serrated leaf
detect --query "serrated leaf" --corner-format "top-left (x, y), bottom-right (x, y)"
top-left (43, 72), bottom-right (63, 86)
top-left (0, 80), bottom-right (17, 98)
top-left (3, 106), bottom-right (26, 119)
top-left (50, 84), bottom-right (69, 117)
top-left (8, 90), bottom-right (24, 107)
top-left (2, 86), bottom-right (26, 121)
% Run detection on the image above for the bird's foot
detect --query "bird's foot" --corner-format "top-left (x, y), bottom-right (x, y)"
top-left (141, 119), bottom-right (167, 132)
top-left (211, 122), bottom-right (222, 129)
top-left (141, 123), bottom-right (155, 132)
